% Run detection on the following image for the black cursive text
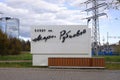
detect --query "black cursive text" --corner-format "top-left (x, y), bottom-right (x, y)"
top-left (59, 29), bottom-right (86, 43)
top-left (32, 34), bottom-right (56, 42)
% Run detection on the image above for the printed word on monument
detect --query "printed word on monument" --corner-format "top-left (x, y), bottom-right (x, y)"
top-left (31, 25), bottom-right (91, 66)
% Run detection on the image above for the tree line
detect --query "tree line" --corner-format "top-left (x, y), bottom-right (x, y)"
top-left (0, 30), bottom-right (30, 56)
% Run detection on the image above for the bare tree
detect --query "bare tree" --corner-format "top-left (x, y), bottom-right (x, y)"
top-left (107, 0), bottom-right (120, 9)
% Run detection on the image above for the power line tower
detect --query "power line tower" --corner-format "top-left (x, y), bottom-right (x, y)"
top-left (82, 0), bottom-right (107, 55)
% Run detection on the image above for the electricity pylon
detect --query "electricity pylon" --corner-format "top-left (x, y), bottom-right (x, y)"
top-left (82, 0), bottom-right (107, 55)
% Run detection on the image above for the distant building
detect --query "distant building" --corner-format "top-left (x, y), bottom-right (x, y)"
top-left (0, 17), bottom-right (19, 38)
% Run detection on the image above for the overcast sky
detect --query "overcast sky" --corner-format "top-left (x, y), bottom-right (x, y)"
top-left (0, 0), bottom-right (120, 44)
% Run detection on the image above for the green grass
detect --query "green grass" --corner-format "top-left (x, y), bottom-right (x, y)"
top-left (0, 53), bottom-right (32, 60)
top-left (0, 62), bottom-right (32, 68)
top-left (106, 63), bottom-right (120, 70)
top-left (104, 56), bottom-right (120, 62)
top-left (93, 56), bottom-right (120, 70)
top-left (0, 54), bottom-right (120, 69)
top-left (0, 53), bottom-right (120, 62)
top-left (0, 62), bottom-right (48, 68)
top-left (104, 55), bottom-right (120, 70)
top-left (93, 55), bottom-right (120, 62)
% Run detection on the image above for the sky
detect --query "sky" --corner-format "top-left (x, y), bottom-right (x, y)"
top-left (0, 0), bottom-right (120, 44)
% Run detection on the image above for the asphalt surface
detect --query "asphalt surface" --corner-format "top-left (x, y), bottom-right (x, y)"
top-left (0, 68), bottom-right (120, 80)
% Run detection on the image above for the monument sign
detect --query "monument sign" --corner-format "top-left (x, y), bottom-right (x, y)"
top-left (31, 25), bottom-right (91, 66)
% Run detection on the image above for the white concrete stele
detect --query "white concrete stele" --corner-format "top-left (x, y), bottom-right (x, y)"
top-left (31, 25), bottom-right (91, 66)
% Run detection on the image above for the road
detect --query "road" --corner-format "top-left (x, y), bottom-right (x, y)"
top-left (0, 68), bottom-right (119, 80)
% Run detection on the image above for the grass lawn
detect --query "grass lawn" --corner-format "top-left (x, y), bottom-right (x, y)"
top-left (93, 55), bottom-right (120, 62)
top-left (0, 53), bottom-right (120, 62)
top-left (104, 56), bottom-right (120, 62)
top-left (0, 53), bottom-right (120, 69)
top-left (0, 53), bottom-right (32, 60)
top-left (0, 62), bottom-right (48, 68)
top-left (0, 62), bottom-right (32, 68)
top-left (106, 63), bottom-right (120, 70)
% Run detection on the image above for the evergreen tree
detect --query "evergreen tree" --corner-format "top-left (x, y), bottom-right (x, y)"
top-left (0, 30), bottom-right (9, 55)
top-left (0, 30), bottom-right (22, 55)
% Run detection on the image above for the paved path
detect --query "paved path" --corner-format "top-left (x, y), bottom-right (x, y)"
top-left (0, 68), bottom-right (119, 80)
